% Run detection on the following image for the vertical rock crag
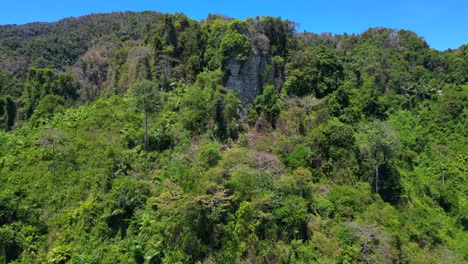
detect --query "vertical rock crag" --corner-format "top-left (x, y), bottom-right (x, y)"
top-left (225, 47), bottom-right (268, 107)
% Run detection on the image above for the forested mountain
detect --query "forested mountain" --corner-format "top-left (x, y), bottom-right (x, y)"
top-left (0, 11), bottom-right (466, 263)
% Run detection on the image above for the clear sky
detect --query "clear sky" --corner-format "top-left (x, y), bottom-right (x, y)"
top-left (1, 0), bottom-right (467, 51)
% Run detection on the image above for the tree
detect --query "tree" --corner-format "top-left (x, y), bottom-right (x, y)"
top-left (30, 94), bottom-right (66, 125)
top-left (220, 23), bottom-right (252, 64)
top-left (201, 17), bottom-right (229, 70)
top-left (311, 118), bottom-right (358, 180)
top-left (254, 85), bottom-right (280, 127)
top-left (356, 121), bottom-right (399, 193)
top-left (0, 96), bottom-right (16, 130)
top-left (22, 68), bottom-right (77, 119)
top-left (0, 225), bottom-right (20, 263)
top-left (39, 129), bottom-right (66, 178)
top-left (213, 91), bottom-right (242, 141)
top-left (130, 80), bottom-right (162, 150)
top-left (283, 46), bottom-right (343, 97)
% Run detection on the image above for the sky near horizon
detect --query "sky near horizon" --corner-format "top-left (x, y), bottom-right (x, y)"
top-left (0, 0), bottom-right (467, 51)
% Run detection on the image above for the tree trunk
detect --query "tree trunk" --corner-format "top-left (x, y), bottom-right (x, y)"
top-left (52, 139), bottom-right (56, 178)
top-left (439, 161), bottom-right (445, 185)
top-left (375, 162), bottom-right (379, 193)
top-left (1, 243), bottom-right (5, 263)
top-left (375, 144), bottom-right (379, 193)
top-left (144, 110), bottom-right (148, 151)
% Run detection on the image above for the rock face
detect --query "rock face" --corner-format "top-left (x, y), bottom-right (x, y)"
top-left (225, 48), bottom-right (266, 107)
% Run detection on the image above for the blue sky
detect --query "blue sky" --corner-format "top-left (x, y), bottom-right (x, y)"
top-left (1, 0), bottom-right (467, 51)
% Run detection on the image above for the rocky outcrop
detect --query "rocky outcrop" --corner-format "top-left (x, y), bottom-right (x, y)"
top-left (225, 47), bottom-right (267, 107)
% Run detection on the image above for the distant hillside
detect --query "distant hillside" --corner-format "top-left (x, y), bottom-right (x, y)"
top-left (0, 11), bottom-right (161, 77)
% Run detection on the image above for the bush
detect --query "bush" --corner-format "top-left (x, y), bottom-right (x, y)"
top-left (199, 143), bottom-right (222, 168)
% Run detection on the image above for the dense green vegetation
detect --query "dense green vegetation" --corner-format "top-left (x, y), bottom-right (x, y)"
top-left (0, 11), bottom-right (467, 263)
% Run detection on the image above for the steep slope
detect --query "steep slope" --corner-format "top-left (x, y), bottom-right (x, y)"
top-left (0, 12), bottom-right (467, 263)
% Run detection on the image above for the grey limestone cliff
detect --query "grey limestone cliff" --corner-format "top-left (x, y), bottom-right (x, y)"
top-left (225, 47), bottom-right (267, 107)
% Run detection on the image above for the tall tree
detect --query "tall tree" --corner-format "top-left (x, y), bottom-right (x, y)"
top-left (357, 121), bottom-right (399, 193)
top-left (130, 80), bottom-right (161, 150)
top-left (39, 129), bottom-right (66, 178)
top-left (0, 96), bottom-right (16, 130)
